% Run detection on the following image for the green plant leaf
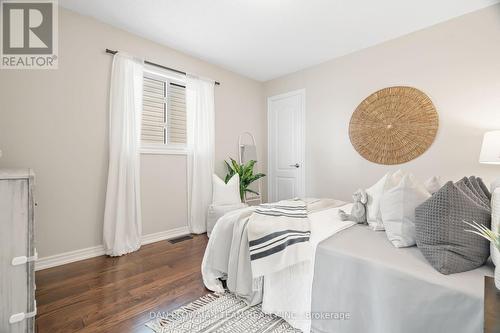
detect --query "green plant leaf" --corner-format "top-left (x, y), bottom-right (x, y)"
top-left (245, 188), bottom-right (260, 195)
top-left (251, 173), bottom-right (266, 181)
top-left (224, 160), bottom-right (236, 183)
top-left (463, 220), bottom-right (500, 251)
top-left (230, 158), bottom-right (241, 174)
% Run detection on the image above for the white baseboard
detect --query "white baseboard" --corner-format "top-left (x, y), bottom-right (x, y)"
top-left (35, 226), bottom-right (190, 271)
top-left (35, 244), bottom-right (106, 271)
top-left (141, 226), bottom-right (190, 245)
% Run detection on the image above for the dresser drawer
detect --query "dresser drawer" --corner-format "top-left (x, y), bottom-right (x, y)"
top-left (0, 172), bottom-right (36, 333)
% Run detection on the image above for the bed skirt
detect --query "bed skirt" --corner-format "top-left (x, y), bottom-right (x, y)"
top-left (311, 225), bottom-right (493, 333)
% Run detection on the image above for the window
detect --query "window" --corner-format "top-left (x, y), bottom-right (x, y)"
top-left (141, 68), bottom-right (187, 154)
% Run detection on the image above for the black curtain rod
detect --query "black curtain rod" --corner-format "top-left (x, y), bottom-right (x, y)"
top-left (105, 49), bottom-right (221, 85)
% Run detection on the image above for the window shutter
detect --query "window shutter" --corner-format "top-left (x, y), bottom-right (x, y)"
top-left (167, 83), bottom-right (187, 144)
top-left (142, 76), bottom-right (166, 144)
top-left (141, 75), bottom-right (187, 147)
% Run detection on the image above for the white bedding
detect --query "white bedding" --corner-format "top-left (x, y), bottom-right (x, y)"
top-left (201, 201), bottom-right (355, 332)
top-left (262, 204), bottom-right (355, 332)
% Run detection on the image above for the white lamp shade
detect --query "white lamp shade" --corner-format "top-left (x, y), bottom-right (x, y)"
top-left (479, 131), bottom-right (500, 164)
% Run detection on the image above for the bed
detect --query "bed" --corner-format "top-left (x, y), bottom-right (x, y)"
top-left (312, 224), bottom-right (494, 333)
top-left (202, 199), bottom-right (353, 332)
top-left (202, 199), bottom-right (494, 333)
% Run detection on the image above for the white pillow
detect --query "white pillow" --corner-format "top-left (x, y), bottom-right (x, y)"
top-left (491, 188), bottom-right (500, 267)
top-left (212, 174), bottom-right (241, 205)
top-left (424, 176), bottom-right (443, 194)
top-left (380, 174), bottom-right (431, 247)
top-left (366, 173), bottom-right (390, 230)
top-left (492, 179), bottom-right (500, 193)
top-left (366, 170), bottom-right (404, 231)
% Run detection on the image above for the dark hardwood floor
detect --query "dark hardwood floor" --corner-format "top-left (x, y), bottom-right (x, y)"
top-left (35, 235), bottom-right (209, 333)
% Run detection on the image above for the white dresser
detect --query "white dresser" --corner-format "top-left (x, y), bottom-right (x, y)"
top-left (0, 169), bottom-right (36, 333)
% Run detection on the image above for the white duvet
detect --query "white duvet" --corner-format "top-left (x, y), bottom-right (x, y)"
top-left (201, 202), bottom-right (355, 332)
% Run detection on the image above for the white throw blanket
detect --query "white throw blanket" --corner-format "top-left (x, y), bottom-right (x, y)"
top-left (262, 204), bottom-right (355, 332)
top-left (201, 200), bottom-right (355, 332)
top-left (248, 199), bottom-right (311, 279)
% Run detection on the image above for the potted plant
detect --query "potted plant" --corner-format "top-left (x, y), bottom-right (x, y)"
top-left (224, 158), bottom-right (265, 201)
top-left (464, 221), bottom-right (500, 289)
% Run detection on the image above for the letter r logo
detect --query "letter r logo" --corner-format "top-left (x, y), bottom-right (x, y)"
top-left (2, 2), bottom-right (53, 54)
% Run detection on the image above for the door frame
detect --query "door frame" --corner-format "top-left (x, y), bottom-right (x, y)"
top-left (267, 89), bottom-right (306, 202)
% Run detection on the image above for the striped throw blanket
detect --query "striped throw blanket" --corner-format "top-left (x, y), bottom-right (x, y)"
top-left (247, 199), bottom-right (312, 278)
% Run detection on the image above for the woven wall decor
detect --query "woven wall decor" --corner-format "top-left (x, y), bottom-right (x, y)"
top-left (349, 86), bottom-right (438, 165)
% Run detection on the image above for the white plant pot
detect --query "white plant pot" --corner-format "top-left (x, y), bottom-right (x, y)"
top-left (496, 266), bottom-right (500, 290)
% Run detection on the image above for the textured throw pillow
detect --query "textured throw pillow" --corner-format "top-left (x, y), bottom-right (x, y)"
top-left (366, 170), bottom-right (404, 231)
top-left (212, 174), bottom-right (241, 205)
top-left (469, 176), bottom-right (491, 204)
top-left (424, 176), bottom-right (443, 194)
top-left (380, 174), bottom-right (431, 247)
top-left (492, 188), bottom-right (500, 267)
top-left (477, 177), bottom-right (492, 200)
top-left (455, 177), bottom-right (490, 211)
top-left (415, 181), bottom-right (491, 274)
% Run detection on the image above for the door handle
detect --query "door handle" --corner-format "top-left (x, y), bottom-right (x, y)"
top-left (289, 163), bottom-right (300, 168)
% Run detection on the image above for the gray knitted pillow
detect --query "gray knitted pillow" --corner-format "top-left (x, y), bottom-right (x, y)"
top-left (455, 177), bottom-right (490, 210)
top-left (470, 176), bottom-right (491, 202)
top-left (415, 181), bottom-right (491, 274)
top-left (477, 177), bottom-right (492, 200)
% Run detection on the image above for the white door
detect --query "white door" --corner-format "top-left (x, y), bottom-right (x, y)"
top-left (268, 89), bottom-right (305, 202)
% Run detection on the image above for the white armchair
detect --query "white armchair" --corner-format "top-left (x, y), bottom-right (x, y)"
top-left (206, 202), bottom-right (248, 237)
top-left (208, 173), bottom-right (249, 237)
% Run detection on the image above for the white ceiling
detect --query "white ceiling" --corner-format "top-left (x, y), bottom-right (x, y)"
top-left (60, 0), bottom-right (499, 81)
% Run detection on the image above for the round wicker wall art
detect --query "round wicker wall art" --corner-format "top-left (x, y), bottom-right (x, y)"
top-left (349, 86), bottom-right (438, 165)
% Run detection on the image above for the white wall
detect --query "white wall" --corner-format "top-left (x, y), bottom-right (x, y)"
top-left (265, 5), bottom-right (500, 201)
top-left (2, 4), bottom-right (498, 258)
top-left (0, 8), bottom-right (266, 257)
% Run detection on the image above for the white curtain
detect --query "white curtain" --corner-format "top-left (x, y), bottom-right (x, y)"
top-left (186, 75), bottom-right (215, 234)
top-left (103, 53), bottom-right (144, 256)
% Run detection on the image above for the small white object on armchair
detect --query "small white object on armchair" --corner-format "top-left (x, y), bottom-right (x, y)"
top-left (207, 174), bottom-right (248, 236)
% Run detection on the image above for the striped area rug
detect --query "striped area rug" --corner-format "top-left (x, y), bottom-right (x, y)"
top-left (146, 293), bottom-right (301, 333)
